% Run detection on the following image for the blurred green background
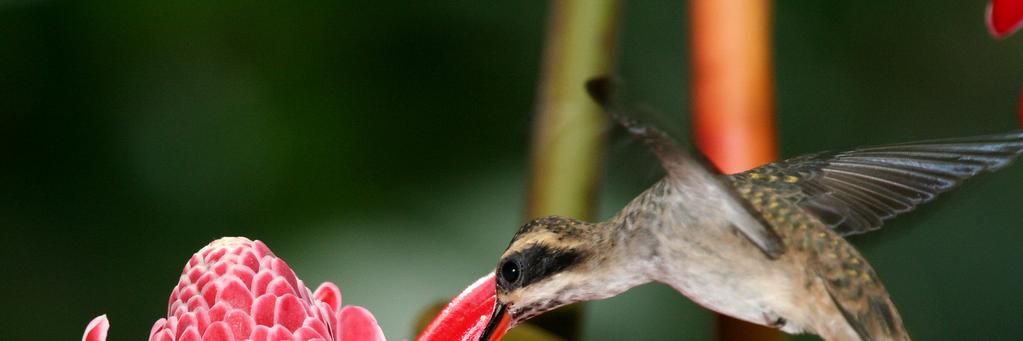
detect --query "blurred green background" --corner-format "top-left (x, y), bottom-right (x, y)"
top-left (3, 1), bottom-right (1022, 340)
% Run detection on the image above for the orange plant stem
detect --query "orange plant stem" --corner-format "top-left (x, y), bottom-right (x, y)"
top-left (689, 0), bottom-right (782, 340)
top-left (690, 0), bottom-right (777, 174)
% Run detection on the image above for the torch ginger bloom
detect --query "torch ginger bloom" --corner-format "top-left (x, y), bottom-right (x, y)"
top-left (82, 237), bottom-right (385, 341)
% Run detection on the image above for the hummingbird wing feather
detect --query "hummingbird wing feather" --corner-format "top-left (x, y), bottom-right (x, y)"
top-left (586, 77), bottom-right (787, 258)
top-left (812, 232), bottom-right (910, 340)
top-left (730, 131), bottom-right (1023, 235)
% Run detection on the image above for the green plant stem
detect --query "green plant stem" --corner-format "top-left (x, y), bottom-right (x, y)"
top-left (524, 1), bottom-right (620, 340)
top-left (527, 0), bottom-right (619, 220)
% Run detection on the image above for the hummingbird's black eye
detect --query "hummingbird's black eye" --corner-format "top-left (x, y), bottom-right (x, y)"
top-left (500, 259), bottom-right (521, 285)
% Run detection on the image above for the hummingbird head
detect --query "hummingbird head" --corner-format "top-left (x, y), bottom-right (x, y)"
top-left (481, 215), bottom-right (625, 340)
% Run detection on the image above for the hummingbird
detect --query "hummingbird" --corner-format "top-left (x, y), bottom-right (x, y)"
top-left (479, 79), bottom-right (1023, 341)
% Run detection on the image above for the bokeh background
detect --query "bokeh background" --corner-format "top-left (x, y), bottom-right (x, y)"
top-left (4, 1), bottom-right (1023, 340)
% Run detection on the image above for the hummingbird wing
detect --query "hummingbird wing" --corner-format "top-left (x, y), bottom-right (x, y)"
top-left (586, 77), bottom-right (787, 258)
top-left (812, 232), bottom-right (910, 340)
top-left (729, 131), bottom-right (1023, 235)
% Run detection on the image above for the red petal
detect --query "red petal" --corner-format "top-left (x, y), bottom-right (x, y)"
top-left (250, 325), bottom-right (270, 341)
top-left (415, 273), bottom-right (508, 341)
top-left (177, 313), bottom-right (198, 339)
top-left (82, 315), bottom-right (109, 341)
top-left (218, 278), bottom-right (254, 312)
top-left (275, 294), bottom-right (307, 331)
top-left (208, 302), bottom-right (229, 322)
top-left (202, 321), bottom-right (235, 341)
top-left (180, 326), bottom-right (202, 341)
top-left (339, 306), bottom-right (385, 341)
top-left (304, 316), bottom-right (332, 340)
top-left (988, 0), bottom-right (1023, 38)
top-left (214, 262), bottom-right (229, 276)
top-left (149, 318), bottom-right (168, 339)
top-left (195, 273), bottom-right (216, 296)
top-left (252, 240), bottom-right (273, 259)
top-left (201, 281), bottom-right (220, 310)
top-left (313, 282), bottom-right (343, 314)
top-left (177, 286), bottom-right (198, 311)
top-left (207, 248), bottom-right (228, 264)
top-left (224, 309), bottom-right (255, 339)
top-left (265, 277), bottom-right (295, 297)
top-left (151, 329), bottom-right (175, 341)
top-left (195, 310), bottom-right (212, 335)
top-left (240, 250), bottom-right (260, 274)
top-left (230, 265), bottom-right (255, 289)
top-left (270, 258), bottom-right (300, 296)
top-left (252, 294), bottom-right (276, 327)
top-left (186, 294), bottom-right (210, 313)
top-left (292, 326), bottom-right (325, 340)
top-left (267, 325), bottom-right (293, 341)
top-left (188, 265), bottom-right (204, 283)
top-left (252, 270), bottom-right (273, 296)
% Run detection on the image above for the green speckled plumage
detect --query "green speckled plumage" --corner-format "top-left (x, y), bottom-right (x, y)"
top-left (722, 131), bottom-right (1023, 340)
top-left (730, 174), bottom-right (905, 340)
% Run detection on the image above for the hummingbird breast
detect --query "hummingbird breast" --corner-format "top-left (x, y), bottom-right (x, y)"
top-left (612, 177), bottom-right (824, 335)
top-left (611, 176), bottom-right (905, 340)
top-left (605, 178), bottom-right (806, 329)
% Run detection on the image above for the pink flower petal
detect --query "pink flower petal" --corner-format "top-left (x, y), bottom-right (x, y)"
top-left (293, 326), bottom-right (325, 340)
top-left (230, 265), bottom-right (255, 289)
top-left (224, 309), bottom-right (255, 339)
top-left (180, 326), bottom-right (202, 341)
top-left (266, 277), bottom-right (296, 297)
top-left (274, 294), bottom-right (307, 331)
top-left (202, 321), bottom-right (235, 341)
top-left (149, 318), bottom-right (168, 339)
top-left (250, 325), bottom-right (270, 341)
top-left (267, 325), bottom-right (293, 341)
top-left (313, 282), bottom-right (343, 313)
top-left (270, 258), bottom-right (300, 295)
top-left (201, 281), bottom-right (220, 310)
top-left (240, 250), bottom-right (261, 274)
top-left (218, 278), bottom-right (254, 312)
top-left (176, 312), bottom-right (199, 339)
top-left (988, 0), bottom-right (1023, 38)
top-left (339, 306), bottom-right (385, 341)
top-left (252, 294), bottom-right (276, 327)
top-left (186, 296), bottom-right (210, 316)
top-left (303, 315), bottom-right (332, 340)
top-left (208, 302), bottom-right (229, 322)
top-left (151, 329), bottom-right (175, 341)
top-left (82, 315), bottom-right (110, 341)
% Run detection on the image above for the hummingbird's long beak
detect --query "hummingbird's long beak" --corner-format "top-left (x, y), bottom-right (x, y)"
top-left (479, 301), bottom-right (510, 341)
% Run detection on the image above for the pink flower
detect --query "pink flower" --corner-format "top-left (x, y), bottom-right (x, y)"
top-left (987, 0), bottom-right (1023, 38)
top-left (82, 237), bottom-right (385, 341)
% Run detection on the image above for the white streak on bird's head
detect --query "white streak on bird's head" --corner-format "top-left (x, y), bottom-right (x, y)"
top-left (492, 216), bottom-right (639, 325)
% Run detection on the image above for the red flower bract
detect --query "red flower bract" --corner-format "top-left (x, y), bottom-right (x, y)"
top-left (82, 237), bottom-right (385, 341)
top-left (988, 0), bottom-right (1023, 38)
